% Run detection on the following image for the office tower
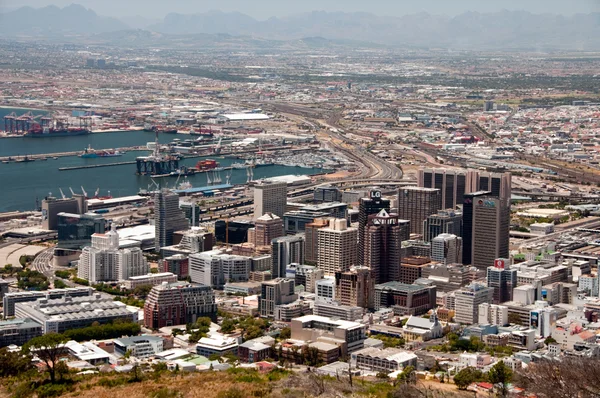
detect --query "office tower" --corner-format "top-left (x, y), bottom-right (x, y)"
top-left (154, 190), bottom-right (190, 250)
top-left (431, 234), bottom-right (462, 265)
top-left (272, 235), bottom-right (305, 278)
top-left (478, 172), bottom-right (512, 205)
top-left (487, 259), bottom-right (517, 304)
top-left (316, 277), bottom-right (336, 304)
top-left (397, 187), bottom-right (442, 237)
top-left (42, 194), bottom-right (87, 230)
top-left (77, 228), bottom-right (148, 283)
top-left (478, 303), bottom-right (508, 326)
top-left (144, 282), bottom-right (217, 329)
top-left (364, 209), bottom-right (410, 284)
top-left (253, 180), bottom-right (287, 219)
top-left (259, 278), bottom-right (298, 318)
top-left (373, 282), bottom-right (436, 316)
top-left (462, 191), bottom-right (491, 266)
top-left (418, 169), bottom-right (474, 209)
top-left (423, 210), bottom-right (462, 242)
top-left (484, 100), bottom-right (495, 112)
top-left (215, 219), bottom-right (254, 245)
top-left (358, 191), bottom-right (390, 266)
top-left (284, 202), bottom-right (348, 234)
top-left (454, 283), bottom-right (494, 324)
top-left (317, 218), bottom-right (358, 275)
top-left (57, 212), bottom-right (105, 249)
top-left (251, 213), bottom-right (284, 247)
top-left (399, 257), bottom-right (431, 284)
top-left (335, 266), bottom-right (374, 309)
top-left (314, 186), bottom-right (342, 203)
top-left (304, 218), bottom-right (329, 265)
top-left (472, 197), bottom-right (510, 270)
top-left (189, 250), bottom-right (251, 289)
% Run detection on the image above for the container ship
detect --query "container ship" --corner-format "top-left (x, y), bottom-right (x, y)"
top-left (25, 125), bottom-right (90, 138)
top-left (80, 145), bottom-right (123, 158)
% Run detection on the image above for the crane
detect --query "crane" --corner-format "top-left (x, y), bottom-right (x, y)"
top-left (59, 188), bottom-right (66, 199)
top-left (81, 186), bottom-right (88, 198)
top-left (69, 187), bottom-right (75, 196)
top-left (94, 188), bottom-right (100, 198)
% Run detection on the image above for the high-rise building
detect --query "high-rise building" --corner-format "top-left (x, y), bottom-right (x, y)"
top-left (154, 190), bottom-right (190, 250)
top-left (478, 172), bottom-right (511, 205)
top-left (317, 218), bottom-right (358, 275)
top-left (77, 228), bottom-right (148, 283)
top-left (251, 213), bottom-right (284, 247)
top-left (57, 212), bottom-right (105, 249)
top-left (462, 191), bottom-right (491, 266)
top-left (423, 210), bottom-right (462, 242)
top-left (364, 209), bottom-right (410, 284)
top-left (335, 266), bottom-right (374, 309)
top-left (304, 218), bottom-right (329, 265)
top-left (399, 257), bottom-right (431, 284)
top-left (418, 169), bottom-right (476, 209)
top-left (472, 197), bottom-right (510, 270)
top-left (215, 219), bottom-right (254, 245)
top-left (454, 283), bottom-right (494, 324)
top-left (358, 191), bottom-right (390, 266)
top-left (259, 278), bottom-right (298, 318)
top-left (283, 202), bottom-right (348, 234)
top-left (431, 234), bottom-right (462, 265)
top-left (144, 281), bottom-right (217, 329)
top-left (487, 259), bottom-right (517, 304)
top-left (272, 235), bottom-right (305, 278)
top-left (253, 180), bottom-right (287, 219)
top-left (313, 186), bottom-right (342, 203)
top-left (374, 282), bottom-right (436, 316)
top-left (189, 250), bottom-right (251, 289)
top-left (42, 195), bottom-right (87, 230)
top-left (397, 187), bottom-right (442, 237)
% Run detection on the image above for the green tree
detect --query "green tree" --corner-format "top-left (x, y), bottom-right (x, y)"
top-left (544, 336), bottom-right (557, 345)
top-left (0, 347), bottom-right (33, 378)
top-left (453, 367), bottom-right (485, 390)
top-left (132, 284), bottom-right (153, 298)
top-left (488, 361), bottom-right (513, 397)
top-left (396, 366), bottom-right (416, 385)
top-left (279, 327), bottom-right (291, 340)
top-left (23, 333), bottom-right (69, 383)
top-left (53, 279), bottom-right (67, 289)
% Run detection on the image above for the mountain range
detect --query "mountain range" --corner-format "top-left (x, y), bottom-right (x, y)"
top-left (1, 4), bottom-right (600, 50)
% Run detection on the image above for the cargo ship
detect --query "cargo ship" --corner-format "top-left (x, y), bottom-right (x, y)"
top-left (196, 159), bottom-right (219, 171)
top-left (25, 125), bottom-right (90, 138)
top-left (190, 127), bottom-right (215, 138)
top-left (80, 145), bottom-right (123, 158)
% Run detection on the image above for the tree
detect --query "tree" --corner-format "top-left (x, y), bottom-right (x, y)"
top-left (488, 361), bottom-right (513, 397)
top-left (0, 347), bottom-right (33, 378)
top-left (453, 367), bottom-right (485, 390)
top-left (396, 366), bottom-right (416, 385)
top-left (544, 336), bottom-right (557, 345)
top-left (279, 327), bottom-right (291, 340)
top-left (23, 333), bottom-right (69, 383)
top-left (132, 284), bottom-right (153, 298)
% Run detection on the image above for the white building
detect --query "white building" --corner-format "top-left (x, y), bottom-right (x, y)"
top-left (77, 228), bottom-right (148, 283)
top-left (529, 223), bottom-right (555, 236)
top-left (478, 303), bottom-right (508, 326)
top-left (458, 353), bottom-right (492, 370)
top-left (353, 347), bottom-right (418, 373)
top-left (189, 250), bottom-right (251, 289)
top-left (123, 272), bottom-right (178, 290)
top-left (316, 277), bottom-right (336, 304)
top-left (253, 180), bottom-right (287, 219)
top-left (431, 234), bottom-right (462, 265)
top-left (454, 284), bottom-right (494, 324)
top-left (579, 274), bottom-right (599, 297)
top-left (317, 218), bottom-right (358, 275)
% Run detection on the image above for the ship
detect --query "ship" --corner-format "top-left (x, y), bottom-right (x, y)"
top-left (154, 125), bottom-right (178, 134)
top-left (25, 125), bottom-right (90, 138)
top-left (80, 145), bottom-right (123, 158)
top-left (15, 155), bottom-right (35, 163)
top-left (190, 127), bottom-right (215, 138)
top-left (196, 159), bottom-right (219, 171)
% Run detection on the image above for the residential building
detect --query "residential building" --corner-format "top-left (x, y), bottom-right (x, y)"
top-left (353, 347), bottom-right (418, 373)
top-left (454, 284), bottom-right (494, 324)
top-left (0, 318), bottom-right (42, 347)
top-left (15, 294), bottom-right (136, 333)
top-left (259, 278), bottom-right (298, 318)
top-left (335, 266), bottom-right (374, 309)
top-left (189, 250), bottom-right (251, 289)
top-left (478, 303), bottom-right (508, 326)
top-left (123, 272), bottom-right (178, 290)
top-left (458, 353), bottom-right (493, 370)
top-left (196, 336), bottom-right (239, 358)
top-left (292, 264), bottom-right (324, 293)
top-left (374, 281), bottom-right (436, 316)
top-left (487, 260), bottom-right (517, 304)
top-left (364, 209), bottom-right (410, 284)
top-left (304, 218), bottom-right (329, 264)
top-left (472, 196), bottom-right (510, 270)
top-left (397, 187), bottom-right (442, 237)
top-left (358, 191), bottom-right (391, 266)
top-left (57, 212), bottom-right (105, 249)
top-left (431, 234), bottom-right (462, 265)
top-left (254, 180), bottom-right (287, 219)
top-left (77, 228), bottom-right (149, 283)
top-left (114, 336), bottom-right (164, 358)
top-left (144, 282), bottom-right (217, 329)
top-left (317, 218), bottom-right (358, 275)
top-left (423, 210), bottom-right (462, 242)
top-left (579, 274), bottom-right (599, 297)
top-left (154, 190), bottom-right (190, 250)
top-left (272, 234), bottom-right (305, 278)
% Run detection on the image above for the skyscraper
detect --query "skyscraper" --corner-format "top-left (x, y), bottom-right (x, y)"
top-left (42, 194), bottom-right (87, 230)
top-left (364, 209), bottom-right (410, 284)
top-left (478, 172), bottom-right (511, 205)
top-left (358, 191), bottom-right (390, 266)
top-left (472, 197), bottom-right (510, 270)
top-left (253, 180), bottom-right (287, 219)
top-left (304, 218), bottom-right (329, 265)
top-left (154, 190), bottom-right (190, 250)
top-left (272, 234), bottom-right (305, 278)
top-left (397, 187), bottom-right (442, 237)
top-left (335, 266), bottom-right (374, 309)
top-left (423, 210), bottom-right (463, 242)
top-left (487, 258), bottom-right (517, 304)
top-left (454, 283), bottom-right (494, 324)
top-left (251, 213), bottom-right (284, 247)
top-left (431, 234), bottom-right (462, 265)
top-left (462, 191), bottom-right (491, 266)
top-left (317, 218), bottom-right (358, 276)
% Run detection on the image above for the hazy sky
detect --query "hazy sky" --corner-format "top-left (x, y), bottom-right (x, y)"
top-left (2, 0), bottom-right (599, 19)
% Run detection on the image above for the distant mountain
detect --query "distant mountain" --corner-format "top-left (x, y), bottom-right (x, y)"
top-left (119, 15), bottom-right (161, 30)
top-left (0, 4), bottom-right (127, 36)
top-left (2, 5), bottom-right (600, 51)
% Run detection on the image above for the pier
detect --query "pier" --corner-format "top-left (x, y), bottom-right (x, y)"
top-left (59, 161), bottom-right (137, 171)
top-left (0, 146), bottom-right (148, 162)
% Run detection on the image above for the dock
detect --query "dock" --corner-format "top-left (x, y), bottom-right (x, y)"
top-left (59, 161), bottom-right (136, 171)
top-left (0, 146), bottom-right (148, 162)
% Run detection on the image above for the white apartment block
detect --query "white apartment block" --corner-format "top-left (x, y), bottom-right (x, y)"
top-left (478, 303), bottom-right (508, 326)
top-left (317, 218), bottom-right (357, 276)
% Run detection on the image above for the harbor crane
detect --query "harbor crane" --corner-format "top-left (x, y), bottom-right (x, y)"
top-left (59, 188), bottom-right (66, 199)
top-left (81, 186), bottom-right (88, 198)
top-left (69, 187), bottom-right (75, 196)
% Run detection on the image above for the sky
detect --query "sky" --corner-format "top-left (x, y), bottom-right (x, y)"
top-left (1, 0), bottom-right (599, 19)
